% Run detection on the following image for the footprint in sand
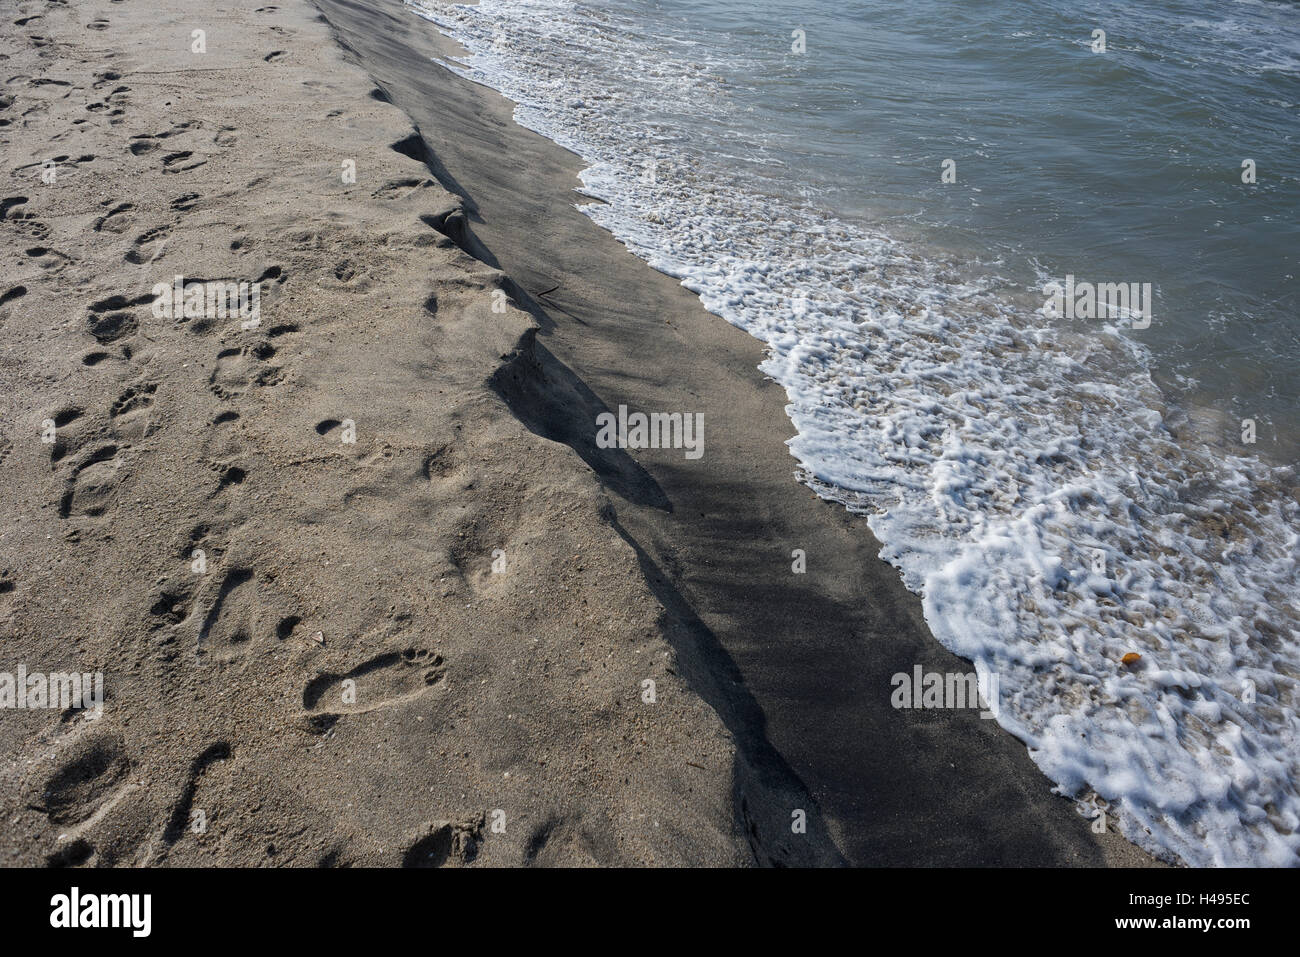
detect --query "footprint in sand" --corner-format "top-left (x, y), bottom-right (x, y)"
top-left (127, 121), bottom-right (197, 157)
top-left (209, 343), bottom-right (282, 399)
top-left (33, 720), bottom-right (162, 868)
top-left (108, 378), bottom-right (158, 423)
top-left (87, 309), bottom-right (136, 343)
top-left (45, 405), bottom-right (90, 465)
top-left (86, 291), bottom-right (152, 344)
top-left (145, 530), bottom-right (223, 633)
top-left (186, 558), bottom-right (296, 669)
top-left (161, 742), bottom-right (231, 847)
top-left (84, 99), bottom-right (122, 118)
top-left (1, 195), bottom-right (49, 241)
top-left (93, 200), bottom-right (133, 233)
top-left (81, 349), bottom-right (119, 367)
top-left (192, 568), bottom-right (257, 665)
top-left (212, 461), bottom-right (247, 491)
top-left (300, 648), bottom-right (446, 731)
top-left (0, 285), bottom-right (27, 311)
top-left (148, 584), bottom-right (195, 630)
top-left (421, 442), bottom-right (465, 483)
top-left (124, 224), bottom-right (169, 264)
top-left (30, 729), bottom-right (140, 867)
top-left (373, 177), bottom-right (435, 202)
top-left (400, 818), bottom-right (483, 868)
top-left (57, 443), bottom-right (128, 519)
top-left (161, 150), bottom-right (206, 174)
top-left (24, 244), bottom-right (75, 274)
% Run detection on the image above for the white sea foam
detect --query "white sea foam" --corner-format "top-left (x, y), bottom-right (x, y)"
top-left (410, 0), bottom-right (1300, 866)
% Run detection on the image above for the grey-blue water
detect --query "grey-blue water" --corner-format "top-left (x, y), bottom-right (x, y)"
top-left (753, 0), bottom-right (1300, 462)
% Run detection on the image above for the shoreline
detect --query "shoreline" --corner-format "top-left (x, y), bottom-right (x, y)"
top-left (0, 0), bottom-right (1160, 865)
top-left (409, 1), bottom-right (1300, 869)
top-left (314, 0), bottom-right (1160, 865)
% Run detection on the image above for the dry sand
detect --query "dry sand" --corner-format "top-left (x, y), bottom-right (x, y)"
top-left (0, 0), bottom-right (1157, 866)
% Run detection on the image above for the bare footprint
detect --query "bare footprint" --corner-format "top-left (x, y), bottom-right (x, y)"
top-left (32, 732), bottom-right (130, 827)
top-left (209, 344), bottom-right (281, 399)
top-left (195, 567), bottom-right (261, 664)
top-left (400, 818), bottom-right (482, 868)
top-left (25, 244), bottom-right (75, 273)
top-left (161, 150), bottom-right (206, 174)
top-left (108, 378), bottom-right (157, 421)
top-left (86, 291), bottom-right (151, 343)
top-left (57, 443), bottom-right (127, 519)
top-left (93, 201), bottom-right (133, 233)
top-left (373, 177), bottom-right (435, 202)
top-left (124, 224), bottom-right (169, 264)
top-left (300, 648), bottom-right (446, 730)
top-left (161, 742), bottom-right (231, 846)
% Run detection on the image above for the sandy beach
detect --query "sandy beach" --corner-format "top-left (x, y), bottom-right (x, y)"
top-left (0, 0), bottom-right (1158, 866)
